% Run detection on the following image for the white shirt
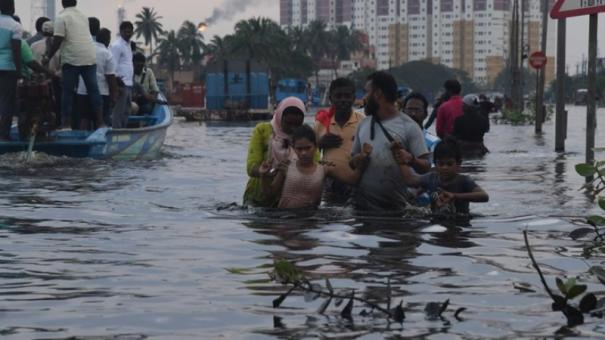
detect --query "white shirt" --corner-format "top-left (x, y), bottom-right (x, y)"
top-left (77, 42), bottom-right (116, 96)
top-left (53, 7), bottom-right (96, 66)
top-left (110, 36), bottom-right (133, 86)
top-left (0, 14), bottom-right (22, 71)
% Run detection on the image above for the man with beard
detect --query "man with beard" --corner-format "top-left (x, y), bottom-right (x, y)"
top-left (314, 78), bottom-right (365, 201)
top-left (349, 72), bottom-right (430, 212)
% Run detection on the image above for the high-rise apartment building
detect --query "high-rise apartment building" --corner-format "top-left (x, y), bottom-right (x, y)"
top-left (280, 0), bottom-right (557, 86)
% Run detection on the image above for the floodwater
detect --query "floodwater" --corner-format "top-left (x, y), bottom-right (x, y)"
top-left (0, 106), bottom-right (604, 339)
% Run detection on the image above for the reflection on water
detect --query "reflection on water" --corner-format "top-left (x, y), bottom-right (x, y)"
top-left (0, 107), bottom-right (604, 338)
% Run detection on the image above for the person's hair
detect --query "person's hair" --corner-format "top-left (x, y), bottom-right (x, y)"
top-left (88, 17), bottom-right (100, 36)
top-left (133, 52), bottom-right (146, 63)
top-left (283, 106), bottom-right (304, 118)
top-left (62, 0), bottom-right (77, 8)
top-left (368, 71), bottom-right (398, 103)
top-left (479, 94), bottom-right (487, 101)
top-left (329, 77), bottom-right (355, 96)
top-left (130, 41), bottom-right (137, 52)
top-left (0, 0), bottom-right (15, 15)
top-left (96, 28), bottom-right (111, 46)
top-left (434, 138), bottom-right (462, 164)
top-left (444, 79), bottom-right (462, 95)
top-left (403, 92), bottom-right (429, 114)
top-left (11, 15), bottom-right (19, 23)
top-left (120, 21), bottom-right (134, 31)
top-left (292, 124), bottom-right (317, 146)
top-left (35, 17), bottom-right (50, 32)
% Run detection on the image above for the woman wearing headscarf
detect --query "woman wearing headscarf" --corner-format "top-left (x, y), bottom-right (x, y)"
top-left (244, 97), bottom-right (306, 207)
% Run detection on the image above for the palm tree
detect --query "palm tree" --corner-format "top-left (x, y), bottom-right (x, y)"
top-left (157, 30), bottom-right (181, 88)
top-left (204, 35), bottom-right (235, 61)
top-left (177, 20), bottom-right (204, 67)
top-left (305, 20), bottom-right (330, 85)
top-left (134, 7), bottom-right (164, 57)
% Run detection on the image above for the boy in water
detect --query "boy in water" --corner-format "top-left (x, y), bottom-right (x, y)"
top-left (259, 125), bottom-right (371, 209)
top-left (393, 138), bottom-right (489, 214)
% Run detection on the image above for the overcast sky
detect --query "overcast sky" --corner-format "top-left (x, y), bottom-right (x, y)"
top-left (16, 0), bottom-right (605, 74)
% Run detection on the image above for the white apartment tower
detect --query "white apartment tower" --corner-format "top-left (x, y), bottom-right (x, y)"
top-left (280, 0), bottom-right (557, 86)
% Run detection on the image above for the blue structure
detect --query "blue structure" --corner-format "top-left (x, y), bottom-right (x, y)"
top-left (0, 97), bottom-right (173, 160)
top-left (205, 60), bottom-right (269, 111)
top-left (275, 78), bottom-right (308, 104)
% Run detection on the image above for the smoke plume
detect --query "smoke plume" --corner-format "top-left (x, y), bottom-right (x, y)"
top-left (204, 0), bottom-right (272, 25)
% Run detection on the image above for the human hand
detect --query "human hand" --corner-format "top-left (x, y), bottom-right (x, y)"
top-left (277, 159), bottom-right (290, 173)
top-left (361, 143), bottom-right (373, 157)
top-left (318, 133), bottom-right (343, 149)
top-left (392, 147), bottom-right (413, 165)
top-left (259, 159), bottom-right (273, 177)
top-left (436, 191), bottom-right (456, 207)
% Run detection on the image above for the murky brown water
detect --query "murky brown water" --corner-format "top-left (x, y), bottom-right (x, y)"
top-left (0, 106), bottom-right (604, 339)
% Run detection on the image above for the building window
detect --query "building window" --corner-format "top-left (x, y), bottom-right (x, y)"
top-left (474, 0), bottom-right (487, 11)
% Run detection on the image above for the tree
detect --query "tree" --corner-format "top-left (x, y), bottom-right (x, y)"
top-left (305, 20), bottom-right (330, 85)
top-left (177, 21), bottom-right (205, 67)
top-left (157, 30), bottom-right (181, 86)
top-left (134, 7), bottom-right (164, 57)
top-left (493, 65), bottom-right (534, 96)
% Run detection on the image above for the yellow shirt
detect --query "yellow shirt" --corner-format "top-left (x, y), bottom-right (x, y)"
top-left (54, 7), bottom-right (96, 66)
top-left (314, 110), bottom-right (365, 182)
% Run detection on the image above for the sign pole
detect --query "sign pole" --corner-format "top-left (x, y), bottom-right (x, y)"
top-left (586, 13), bottom-right (598, 181)
top-left (555, 18), bottom-right (566, 152)
top-left (535, 0), bottom-right (549, 134)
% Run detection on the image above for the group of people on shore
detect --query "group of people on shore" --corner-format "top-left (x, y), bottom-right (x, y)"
top-left (245, 72), bottom-right (490, 215)
top-left (0, 0), bottom-right (159, 140)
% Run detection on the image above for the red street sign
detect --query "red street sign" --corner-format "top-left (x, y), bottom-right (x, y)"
top-left (551, 0), bottom-right (605, 19)
top-left (529, 51), bottom-right (548, 69)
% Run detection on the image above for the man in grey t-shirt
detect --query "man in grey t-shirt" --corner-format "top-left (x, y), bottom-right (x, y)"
top-left (351, 72), bottom-right (430, 212)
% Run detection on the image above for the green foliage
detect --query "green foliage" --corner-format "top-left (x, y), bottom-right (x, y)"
top-left (134, 7), bottom-right (164, 53)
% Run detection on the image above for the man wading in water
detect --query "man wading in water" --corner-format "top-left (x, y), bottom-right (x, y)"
top-left (350, 72), bottom-right (430, 212)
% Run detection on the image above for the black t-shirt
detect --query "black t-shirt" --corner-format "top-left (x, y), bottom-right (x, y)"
top-left (419, 172), bottom-right (478, 214)
top-left (453, 113), bottom-right (489, 143)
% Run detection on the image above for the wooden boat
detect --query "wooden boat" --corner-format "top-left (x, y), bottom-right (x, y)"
top-left (0, 97), bottom-right (173, 160)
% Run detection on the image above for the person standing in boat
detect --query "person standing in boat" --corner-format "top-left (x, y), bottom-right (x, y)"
top-left (350, 71), bottom-right (430, 212)
top-left (44, 0), bottom-right (104, 130)
top-left (76, 27), bottom-right (117, 130)
top-left (31, 21), bottom-right (62, 122)
top-left (0, 0), bottom-right (21, 141)
top-left (314, 78), bottom-right (365, 202)
top-left (244, 97), bottom-right (306, 208)
top-left (110, 21), bottom-right (134, 128)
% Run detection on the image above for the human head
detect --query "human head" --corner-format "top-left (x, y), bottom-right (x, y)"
top-left (274, 97), bottom-right (306, 136)
top-left (434, 138), bottom-right (462, 180)
top-left (62, 0), bottom-right (77, 8)
top-left (292, 124), bottom-right (317, 165)
top-left (329, 78), bottom-right (356, 116)
top-left (479, 94), bottom-right (487, 101)
top-left (35, 17), bottom-right (50, 33)
top-left (133, 52), bottom-right (146, 74)
top-left (88, 17), bottom-right (100, 37)
top-left (403, 92), bottom-right (429, 127)
top-left (96, 28), bottom-right (111, 47)
top-left (11, 15), bottom-right (19, 23)
top-left (41, 21), bottom-right (54, 36)
top-left (462, 94), bottom-right (480, 115)
top-left (443, 79), bottom-right (462, 97)
top-left (365, 71), bottom-right (398, 117)
top-left (0, 0), bottom-right (15, 15)
top-left (120, 21), bottom-right (134, 42)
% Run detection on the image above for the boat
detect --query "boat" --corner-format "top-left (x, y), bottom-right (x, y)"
top-left (0, 96), bottom-right (173, 160)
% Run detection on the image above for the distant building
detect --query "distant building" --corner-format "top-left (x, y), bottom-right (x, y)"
top-left (45, 0), bottom-right (55, 20)
top-left (280, 0), bottom-right (557, 87)
top-left (30, 0), bottom-right (56, 29)
top-left (117, 6), bottom-right (127, 32)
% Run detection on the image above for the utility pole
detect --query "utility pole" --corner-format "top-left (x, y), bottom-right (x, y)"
top-left (586, 14), bottom-right (598, 181)
top-left (555, 18), bottom-right (567, 152)
top-left (535, 0), bottom-right (549, 134)
top-left (511, 0), bottom-right (521, 111)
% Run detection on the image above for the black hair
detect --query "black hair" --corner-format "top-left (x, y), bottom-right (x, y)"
top-left (62, 0), bottom-right (77, 8)
top-left (130, 41), bottom-right (137, 52)
top-left (368, 71), bottom-right (398, 103)
top-left (11, 15), bottom-right (19, 23)
top-left (292, 124), bottom-right (317, 146)
top-left (444, 79), bottom-right (462, 95)
top-left (120, 21), bottom-right (134, 31)
top-left (0, 0), bottom-right (15, 15)
top-left (35, 17), bottom-right (50, 32)
top-left (96, 28), bottom-right (111, 47)
top-left (283, 106), bottom-right (304, 118)
top-left (329, 77), bottom-right (355, 96)
top-left (133, 52), bottom-right (146, 63)
top-left (88, 17), bottom-right (100, 36)
top-left (403, 92), bottom-right (429, 114)
top-left (434, 138), bottom-right (462, 164)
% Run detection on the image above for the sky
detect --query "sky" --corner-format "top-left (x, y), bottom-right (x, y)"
top-left (16, 0), bottom-right (605, 75)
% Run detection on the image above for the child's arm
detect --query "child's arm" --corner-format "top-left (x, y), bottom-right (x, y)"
top-left (392, 148), bottom-right (422, 187)
top-left (438, 185), bottom-right (489, 205)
